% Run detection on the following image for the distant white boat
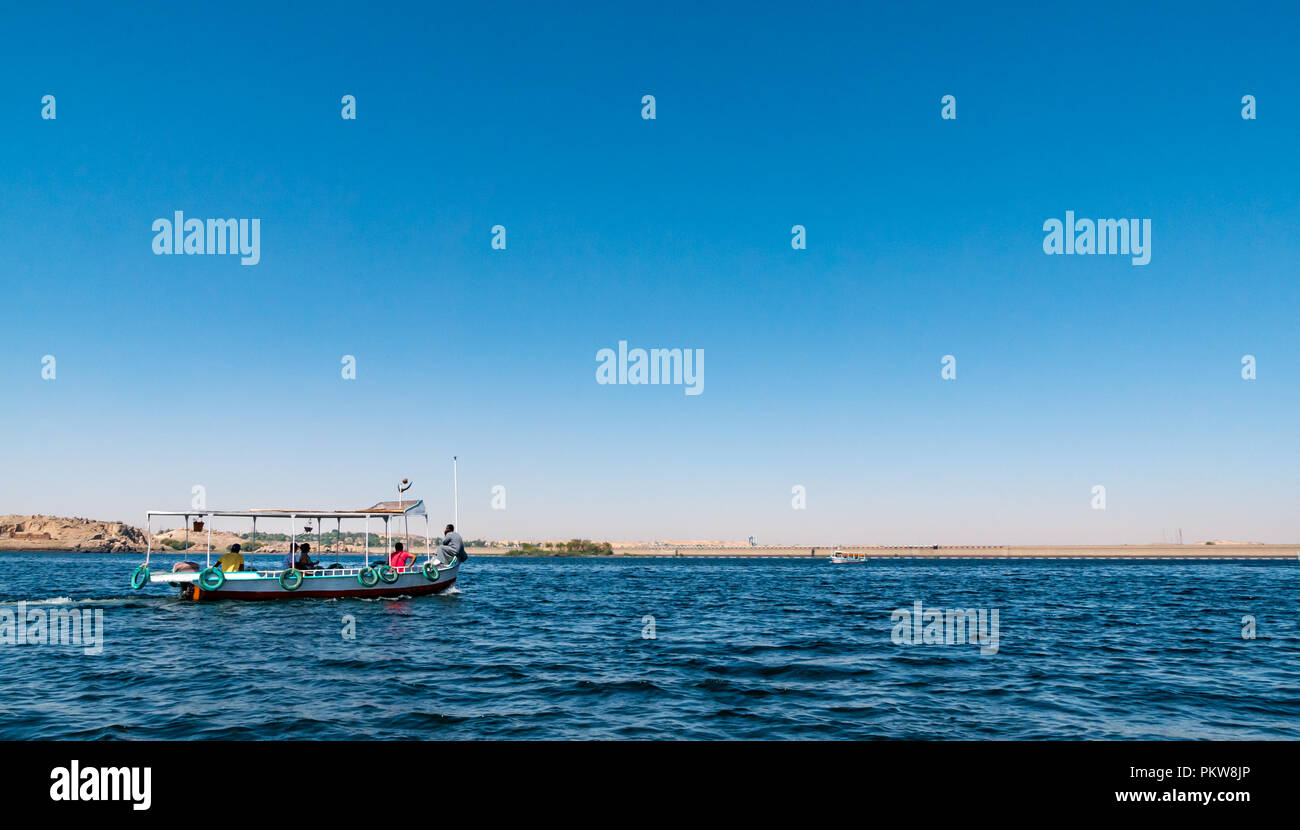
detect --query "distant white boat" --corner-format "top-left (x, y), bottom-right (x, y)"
top-left (829, 550), bottom-right (867, 563)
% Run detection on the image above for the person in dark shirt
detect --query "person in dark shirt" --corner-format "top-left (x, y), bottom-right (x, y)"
top-left (283, 542), bottom-right (319, 570)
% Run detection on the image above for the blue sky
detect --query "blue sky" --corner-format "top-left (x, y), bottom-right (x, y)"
top-left (2, 1), bottom-right (1298, 544)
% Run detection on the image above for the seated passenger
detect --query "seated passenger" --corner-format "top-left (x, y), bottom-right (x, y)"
top-left (389, 541), bottom-right (414, 568)
top-left (283, 542), bottom-right (319, 570)
top-left (215, 543), bottom-right (245, 573)
top-left (296, 542), bottom-right (319, 570)
top-left (437, 523), bottom-right (468, 564)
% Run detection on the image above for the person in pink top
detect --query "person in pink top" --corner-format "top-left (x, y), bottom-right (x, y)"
top-left (389, 541), bottom-right (414, 569)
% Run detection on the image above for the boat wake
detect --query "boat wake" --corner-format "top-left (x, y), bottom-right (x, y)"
top-left (0, 595), bottom-right (150, 607)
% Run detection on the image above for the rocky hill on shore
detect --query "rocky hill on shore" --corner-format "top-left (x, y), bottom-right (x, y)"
top-left (0, 515), bottom-right (448, 555)
top-left (0, 515), bottom-right (151, 553)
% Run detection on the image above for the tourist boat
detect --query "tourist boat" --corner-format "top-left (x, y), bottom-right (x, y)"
top-left (128, 498), bottom-right (460, 600)
top-left (829, 549), bottom-right (868, 563)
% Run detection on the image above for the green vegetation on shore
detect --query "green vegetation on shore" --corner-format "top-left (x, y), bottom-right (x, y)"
top-left (506, 539), bottom-right (614, 556)
top-left (238, 530), bottom-right (389, 546)
top-left (234, 530), bottom-right (495, 548)
top-left (163, 538), bottom-right (268, 551)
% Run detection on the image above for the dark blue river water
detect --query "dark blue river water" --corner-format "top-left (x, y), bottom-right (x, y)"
top-left (1, 553), bottom-right (1297, 739)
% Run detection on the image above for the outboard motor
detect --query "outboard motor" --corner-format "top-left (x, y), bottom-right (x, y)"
top-left (170, 562), bottom-right (201, 599)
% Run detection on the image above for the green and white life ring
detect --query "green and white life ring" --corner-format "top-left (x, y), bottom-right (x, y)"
top-left (357, 566), bottom-right (379, 587)
top-left (130, 563), bottom-right (150, 589)
top-left (422, 561), bottom-right (440, 581)
top-left (377, 564), bottom-right (398, 584)
top-left (198, 567), bottom-right (225, 591)
top-left (279, 568), bottom-right (304, 591)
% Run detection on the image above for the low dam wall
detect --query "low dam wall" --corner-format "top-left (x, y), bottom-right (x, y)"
top-left (469, 544), bottom-right (1300, 559)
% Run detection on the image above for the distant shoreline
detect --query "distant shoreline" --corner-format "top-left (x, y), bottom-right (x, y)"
top-left (4, 544), bottom-right (1298, 559)
top-left (6, 515), bottom-right (1295, 558)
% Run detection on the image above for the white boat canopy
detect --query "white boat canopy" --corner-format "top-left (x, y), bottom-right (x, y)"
top-left (144, 499), bottom-right (434, 568)
top-left (145, 499), bottom-right (427, 520)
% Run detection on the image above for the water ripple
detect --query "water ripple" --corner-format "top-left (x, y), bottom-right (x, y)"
top-left (0, 553), bottom-right (1298, 738)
